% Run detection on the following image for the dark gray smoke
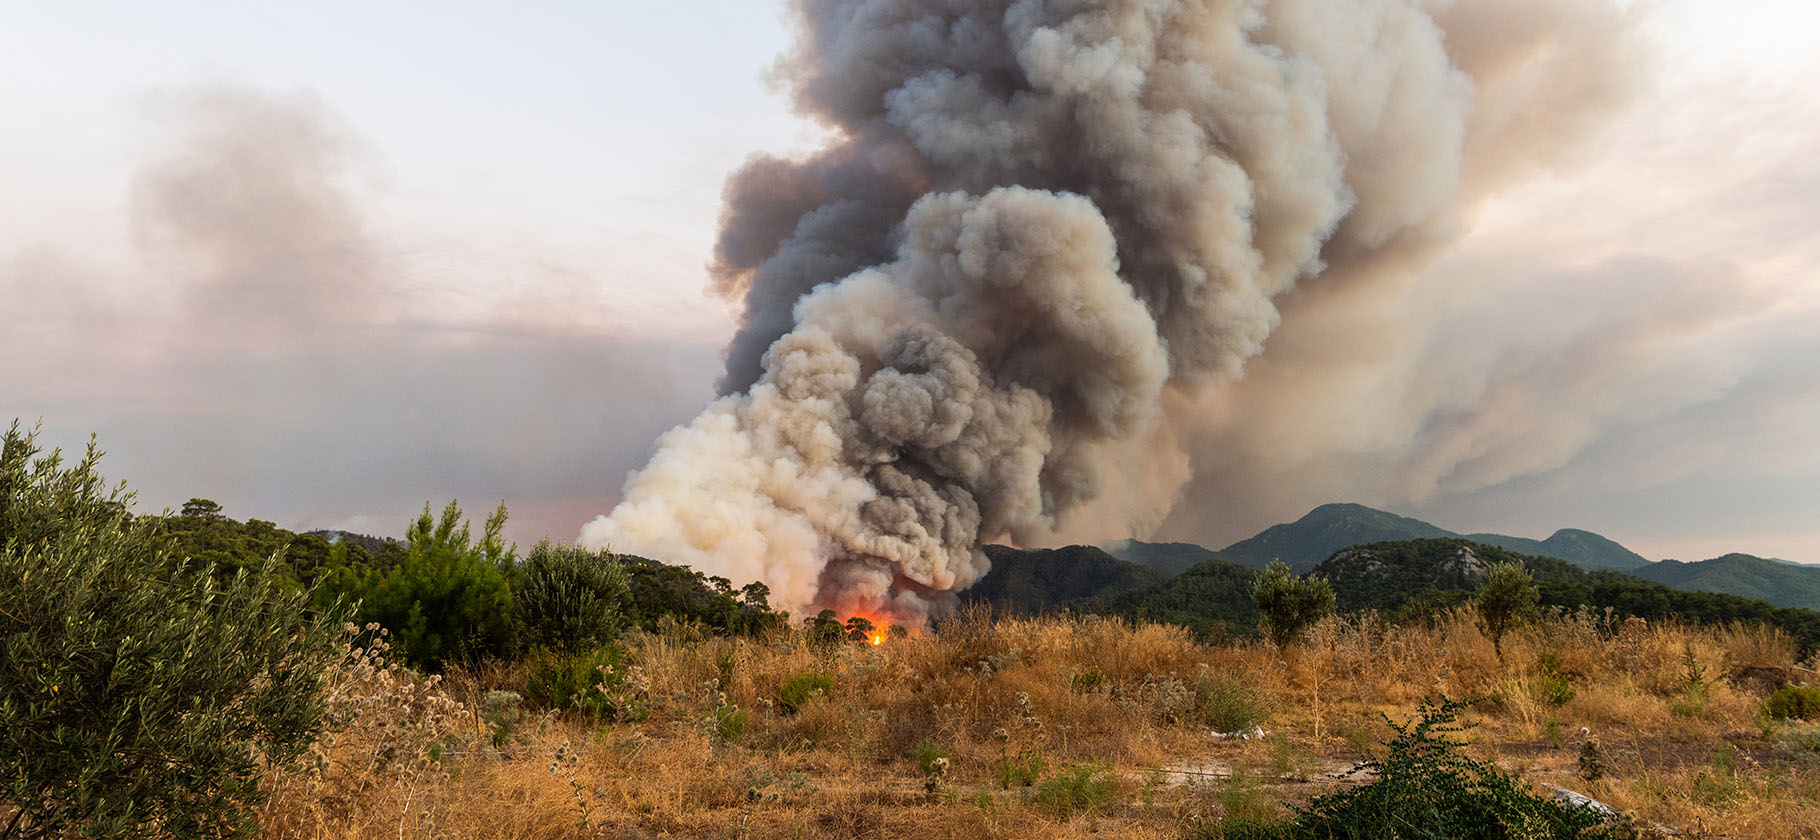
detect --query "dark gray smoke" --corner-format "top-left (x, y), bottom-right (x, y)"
top-left (582, 0), bottom-right (1644, 622)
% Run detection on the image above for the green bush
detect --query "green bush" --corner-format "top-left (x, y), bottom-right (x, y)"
top-left (0, 424), bottom-right (347, 839)
top-left (1766, 685), bottom-right (1820, 720)
top-left (1197, 671), bottom-right (1269, 733)
top-left (317, 500), bottom-right (515, 671)
top-left (513, 540), bottom-right (631, 653)
top-left (1253, 561), bottom-right (1335, 648)
top-left (525, 645), bottom-right (647, 723)
top-left (775, 671), bottom-right (833, 714)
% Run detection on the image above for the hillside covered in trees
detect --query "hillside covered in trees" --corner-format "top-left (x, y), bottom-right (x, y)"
top-left (967, 537), bottom-right (1820, 653)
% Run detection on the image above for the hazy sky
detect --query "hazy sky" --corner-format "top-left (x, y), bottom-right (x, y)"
top-left (3, 1), bottom-right (1818, 564)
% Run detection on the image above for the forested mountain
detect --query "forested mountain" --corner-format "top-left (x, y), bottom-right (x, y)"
top-left (1308, 539), bottom-right (1820, 650)
top-left (1631, 553), bottom-right (1820, 611)
top-left (1216, 503), bottom-right (1650, 572)
top-left (964, 536), bottom-right (1820, 652)
top-left (1218, 503), bottom-right (1456, 571)
top-left (1464, 528), bottom-right (1650, 572)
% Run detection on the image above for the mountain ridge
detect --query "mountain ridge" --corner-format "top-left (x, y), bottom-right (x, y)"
top-left (1215, 502), bottom-right (1650, 573)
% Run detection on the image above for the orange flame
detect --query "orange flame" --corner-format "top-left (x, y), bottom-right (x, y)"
top-left (869, 633), bottom-right (885, 646)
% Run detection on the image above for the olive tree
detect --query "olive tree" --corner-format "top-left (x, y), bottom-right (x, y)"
top-left (1252, 560), bottom-right (1336, 648)
top-left (1477, 561), bottom-right (1540, 659)
top-left (1, 423), bottom-right (346, 839)
top-left (513, 540), bottom-right (632, 653)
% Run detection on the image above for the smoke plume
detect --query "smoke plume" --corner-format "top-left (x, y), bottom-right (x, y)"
top-left (581, 0), bottom-right (1644, 622)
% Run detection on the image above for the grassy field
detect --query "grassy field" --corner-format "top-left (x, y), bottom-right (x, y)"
top-left (259, 607), bottom-right (1820, 839)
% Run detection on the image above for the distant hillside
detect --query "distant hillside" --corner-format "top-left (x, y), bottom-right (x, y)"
top-left (1466, 528), bottom-right (1650, 573)
top-left (1219, 503), bottom-right (1454, 571)
top-left (963, 536), bottom-right (1820, 652)
top-left (1104, 539), bottom-right (1229, 578)
top-left (1632, 553), bottom-right (1820, 611)
top-left (1219, 503), bottom-right (1650, 573)
top-left (962, 545), bottom-right (1162, 614)
top-left (1309, 538), bottom-right (1820, 652)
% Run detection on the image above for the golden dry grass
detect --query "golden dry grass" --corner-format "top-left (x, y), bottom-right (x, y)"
top-left (260, 608), bottom-right (1820, 839)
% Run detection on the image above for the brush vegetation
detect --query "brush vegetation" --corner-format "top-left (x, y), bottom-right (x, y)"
top-left (11, 424), bottom-right (1820, 839)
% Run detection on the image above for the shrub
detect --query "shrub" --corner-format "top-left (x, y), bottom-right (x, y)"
top-left (513, 540), bottom-right (631, 653)
top-left (774, 671), bottom-right (833, 714)
top-left (0, 424), bottom-right (347, 839)
top-left (1274, 697), bottom-right (1620, 839)
top-left (1197, 671), bottom-right (1269, 733)
top-left (525, 645), bottom-right (647, 723)
top-left (1180, 698), bottom-right (1633, 840)
top-left (1766, 685), bottom-right (1820, 720)
top-left (317, 500), bottom-right (515, 671)
top-left (1253, 561), bottom-right (1335, 648)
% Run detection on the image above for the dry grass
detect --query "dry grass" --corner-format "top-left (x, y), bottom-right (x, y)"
top-left (260, 609), bottom-right (1820, 839)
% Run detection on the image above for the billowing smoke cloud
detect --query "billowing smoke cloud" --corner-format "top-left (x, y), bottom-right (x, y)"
top-left (582, 0), bottom-right (1647, 620)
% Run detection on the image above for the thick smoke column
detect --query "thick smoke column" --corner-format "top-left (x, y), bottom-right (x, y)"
top-left (582, 0), bottom-right (1635, 621)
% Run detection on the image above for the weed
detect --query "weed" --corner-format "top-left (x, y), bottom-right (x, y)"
top-left (1070, 666), bottom-right (1108, 694)
top-left (525, 644), bottom-right (648, 723)
top-left (714, 645), bottom-right (739, 688)
top-left (1034, 763), bottom-right (1120, 815)
top-left (1578, 736), bottom-right (1608, 782)
top-left (1691, 743), bottom-right (1746, 809)
top-left (1766, 685), bottom-right (1820, 721)
top-left (1682, 643), bottom-right (1707, 692)
top-left (1669, 684), bottom-right (1708, 719)
top-left (774, 671), bottom-right (833, 714)
top-left (1534, 674), bottom-right (1576, 707)
top-left (711, 701), bottom-right (748, 743)
top-left (1198, 670), bottom-right (1269, 733)
top-left (1215, 767), bottom-right (1288, 825)
top-left (1267, 733), bottom-right (1311, 780)
top-left (482, 690), bottom-right (522, 748)
top-left (994, 751), bottom-right (1045, 789)
top-left (1335, 716), bottom-right (1377, 756)
top-left (912, 738), bottom-right (950, 775)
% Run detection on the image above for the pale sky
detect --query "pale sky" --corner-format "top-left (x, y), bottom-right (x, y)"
top-left (3, 1), bottom-right (1818, 564)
